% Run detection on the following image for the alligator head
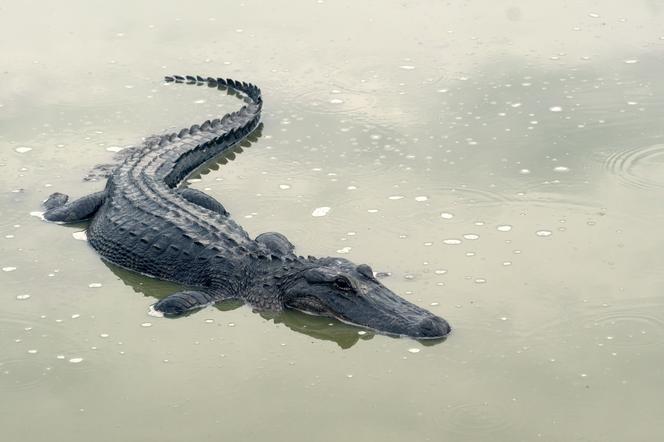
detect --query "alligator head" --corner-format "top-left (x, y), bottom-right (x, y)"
top-left (280, 257), bottom-right (451, 339)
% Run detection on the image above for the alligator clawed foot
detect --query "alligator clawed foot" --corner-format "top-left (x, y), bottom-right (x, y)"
top-left (43, 192), bottom-right (69, 210)
top-left (154, 291), bottom-right (216, 317)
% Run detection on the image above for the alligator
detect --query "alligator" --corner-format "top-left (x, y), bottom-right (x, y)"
top-left (42, 75), bottom-right (451, 340)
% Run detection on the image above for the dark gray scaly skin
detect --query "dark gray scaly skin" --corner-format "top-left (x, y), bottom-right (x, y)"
top-left (42, 75), bottom-right (451, 340)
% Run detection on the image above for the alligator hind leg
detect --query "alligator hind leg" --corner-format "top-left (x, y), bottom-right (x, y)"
top-left (256, 232), bottom-right (295, 257)
top-left (178, 188), bottom-right (228, 216)
top-left (154, 290), bottom-right (216, 316)
top-left (43, 190), bottom-right (106, 223)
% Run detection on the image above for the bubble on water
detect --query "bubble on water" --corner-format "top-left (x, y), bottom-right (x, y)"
top-left (358, 330), bottom-right (367, 335)
top-left (279, 184), bottom-right (291, 190)
top-left (475, 278), bottom-right (487, 284)
top-left (72, 231), bottom-right (88, 241)
top-left (430, 302), bottom-right (439, 306)
top-left (71, 314), bottom-right (80, 319)
top-left (497, 225), bottom-right (512, 232)
top-left (106, 146), bottom-right (124, 152)
top-left (440, 212), bottom-right (454, 219)
top-left (503, 261), bottom-right (512, 266)
top-left (28, 349), bottom-right (38, 354)
top-left (227, 323), bottom-right (236, 327)
top-left (5, 234), bottom-right (15, 239)
top-left (336, 247), bottom-right (352, 254)
top-left (204, 319), bottom-right (215, 324)
top-left (536, 230), bottom-right (553, 237)
top-left (443, 239), bottom-right (462, 245)
top-left (399, 65), bottom-right (416, 70)
top-left (141, 322), bottom-right (152, 327)
top-left (15, 146), bottom-right (32, 153)
top-left (414, 196), bottom-right (428, 202)
top-left (56, 355), bottom-right (65, 360)
top-left (463, 233), bottom-right (480, 240)
top-left (370, 134), bottom-right (382, 140)
top-left (388, 195), bottom-right (404, 200)
top-left (312, 206), bottom-right (331, 217)
top-left (408, 348), bottom-right (421, 353)
top-left (347, 185), bottom-right (357, 190)
top-left (519, 169), bottom-right (531, 175)
top-left (549, 106), bottom-right (563, 112)
top-left (16, 294), bottom-right (30, 300)
top-left (367, 209), bottom-right (379, 213)
top-left (623, 59), bottom-right (638, 64)
top-left (329, 98), bottom-right (344, 104)
top-left (30, 211), bottom-right (45, 220)
top-left (194, 99), bottom-right (206, 104)
top-left (100, 333), bottom-right (109, 338)
top-left (553, 166), bottom-right (570, 172)
top-left (69, 357), bottom-right (83, 364)
top-left (588, 12), bottom-right (600, 18)
top-left (88, 283), bottom-right (102, 288)
top-left (2, 267), bottom-right (17, 272)
top-left (434, 269), bottom-right (447, 275)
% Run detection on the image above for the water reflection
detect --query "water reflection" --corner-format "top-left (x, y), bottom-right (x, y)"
top-left (104, 260), bottom-right (449, 349)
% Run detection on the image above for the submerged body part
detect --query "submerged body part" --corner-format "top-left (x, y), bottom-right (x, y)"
top-left (42, 75), bottom-right (451, 340)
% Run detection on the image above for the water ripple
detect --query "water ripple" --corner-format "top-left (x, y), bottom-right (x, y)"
top-left (603, 144), bottom-right (664, 191)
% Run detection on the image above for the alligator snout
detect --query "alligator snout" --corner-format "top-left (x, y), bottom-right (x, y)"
top-left (415, 315), bottom-right (451, 339)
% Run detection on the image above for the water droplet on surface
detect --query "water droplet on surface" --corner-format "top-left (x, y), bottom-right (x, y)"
top-left (15, 147), bottom-right (32, 153)
top-left (279, 184), bottom-right (291, 190)
top-left (72, 231), bottom-right (88, 241)
top-left (497, 225), bottom-right (512, 232)
top-left (463, 233), bottom-right (480, 240)
top-left (141, 322), bottom-right (152, 327)
top-left (440, 212), bottom-right (454, 219)
top-left (88, 283), bottom-right (102, 288)
top-left (399, 65), bottom-right (416, 70)
top-left (69, 357), bottom-right (83, 364)
top-left (553, 166), bottom-right (570, 172)
top-left (414, 196), bottom-right (428, 202)
top-left (408, 348), bottom-right (421, 353)
top-left (2, 267), bottom-right (17, 272)
top-left (549, 106), bottom-right (563, 112)
top-left (443, 239), bottom-right (462, 245)
top-left (623, 59), bottom-right (638, 64)
top-left (312, 207), bottom-right (331, 217)
top-left (336, 247), bottom-right (352, 254)
top-left (16, 294), bottom-right (30, 300)
top-left (536, 230), bottom-right (553, 237)
top-left (388, 195), bottom-right (404, 200)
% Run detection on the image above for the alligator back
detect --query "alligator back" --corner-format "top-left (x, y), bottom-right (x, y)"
top-left (86, 76), bottom-right (266, 290)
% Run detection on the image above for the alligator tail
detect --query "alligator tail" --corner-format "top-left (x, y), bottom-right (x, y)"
top-left (160, 74), bottom-right (263, 187)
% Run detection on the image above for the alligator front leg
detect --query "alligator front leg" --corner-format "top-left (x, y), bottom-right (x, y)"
top-left (43, 191), bottom-right (106, 223)
top-left (178, 188), bottom-right (228, 216)
top-left (154, 290), bottom-right (217, 316)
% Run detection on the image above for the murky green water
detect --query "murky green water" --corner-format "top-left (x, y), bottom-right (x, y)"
top-left (2, 1), bottom-right (664, 440)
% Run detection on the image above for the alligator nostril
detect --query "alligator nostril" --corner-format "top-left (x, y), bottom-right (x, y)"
top-left (418, 316), bottom-right (451, 338)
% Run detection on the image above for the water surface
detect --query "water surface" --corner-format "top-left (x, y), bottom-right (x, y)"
top-left (1, 1), bottom-right (664, 441)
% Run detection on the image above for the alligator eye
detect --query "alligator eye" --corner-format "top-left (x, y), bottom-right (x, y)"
top-left (334, 277), bottom-right (353, 291)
